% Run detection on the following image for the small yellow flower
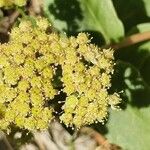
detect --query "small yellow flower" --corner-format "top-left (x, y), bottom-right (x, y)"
top-left (42, 82), bottom-right (57, 99)
top-left (108, 93), bottom-right (121, 110)
top-left (101, 73), bottom-right (111, 88)
top-left (18, 80), bottom-right (30, 92)
top-left (60, 113), bottom-right (73, 127)
top-left (4, 66), bottom-right (20, 85)
top-left (24, 117), bottom-right (36, 130)
top-left (15, 116), bottom-right (25, 127)
top-left (73, 115), bottom-right (83, 128)
top-left (30, 87), bottom-right (44, 106)
top-left (0, 103), bottom-right (6, 117)
top-left (64, 86), bottom-right (75, 96)
top-left (30, 76), bottom-right (42, 88)
top-left (5, 88), bottom-right (17, 102)
top-left (42, 67), bottom-right (54, 79)
top-left (78, 96), bottom-right (89, 107)
top-left (65, 95), bottom-right (78, 109)
top-left (76, 33), bottom-right (89, 45)
top-left (0, 55), bottom-right (10, 68)
top-left (13, 54), bottom-right (25, 65)
top-left (36, 17), bottom-right (50, 31)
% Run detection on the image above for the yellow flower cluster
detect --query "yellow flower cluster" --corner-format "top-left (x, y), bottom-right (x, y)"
top-left (0, 18), bottom-right (56, 131)
top-left (0, 0), bottom-right (26, 7)
top-left (60, 35), bottom-right (121, 128)
top-left (0, 17), bottom-right (121, 131)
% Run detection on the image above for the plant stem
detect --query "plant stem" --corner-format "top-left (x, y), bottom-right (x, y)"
top-left (104, 31), bottom-right (150, 50)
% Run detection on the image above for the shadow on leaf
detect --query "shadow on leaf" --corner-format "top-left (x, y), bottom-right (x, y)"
top-left (111, 60), bottom-right (150, 108)
top-left (112, 0), bottom-right (150, 32)
top-left (48, 0), bottom-right (83, 34)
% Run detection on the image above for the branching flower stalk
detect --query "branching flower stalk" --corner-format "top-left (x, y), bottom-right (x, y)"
top-left (0, 17), bottom-right (121, 132)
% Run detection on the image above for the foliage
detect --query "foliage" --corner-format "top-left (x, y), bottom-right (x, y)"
top-left (44, 0), bottom-right (124, 43)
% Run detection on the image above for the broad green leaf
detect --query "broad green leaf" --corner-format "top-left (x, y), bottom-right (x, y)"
top-left (106, 105), bottom-right (150, 150)
top-left (44, 0), bottom-right (124, 44)
top-left (143, 0), bottom-right (150, 17)
top-left (106, 61), bottom-right (150, 150)
top-left (78, 0), bottom-right (124, 43)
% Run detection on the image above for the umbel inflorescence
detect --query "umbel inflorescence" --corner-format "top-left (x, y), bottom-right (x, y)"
top-left (0, 0), bottom-right (26, 7)
top-left (0, 17), bottom-right (121, 132)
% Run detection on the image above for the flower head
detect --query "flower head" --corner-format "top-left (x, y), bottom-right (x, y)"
top-left (0, 17), bottom-right (121, 131)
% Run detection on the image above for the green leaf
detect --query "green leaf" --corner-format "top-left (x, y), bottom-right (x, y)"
top-left (78, 0), bottom-right (124, 43)
top-left (128, 22), bottom-right (150, 35)
top-left (116, 23), bottom-right (150, 85)
top-left (127, 23), bottom-right (150, 86)
top-left (44, 0), bottom-right (124, 44)
top-left (143, 0), bottom-right (150, 17)
top-left (106, 105), bottom-right (150, 150)
top-left (133, 22), bottom-right (150, 32)
top-left (106, 61), bottom-right (150, 150)
top-left (112, 0), bottom-right (150, 32)
top-left (111, 61), bottom-right (150, 103)
top-left (43, 0), bottom-right (67, 31)
top-left (116, 41), bottom-right (150, 79)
